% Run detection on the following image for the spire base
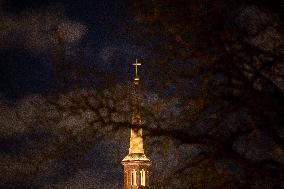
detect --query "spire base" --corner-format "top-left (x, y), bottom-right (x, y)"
top-left (122, 153), bottom-right (151, 163)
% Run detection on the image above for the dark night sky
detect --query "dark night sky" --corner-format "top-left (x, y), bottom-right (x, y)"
top-left (0, 0), bottom-right (140, 100)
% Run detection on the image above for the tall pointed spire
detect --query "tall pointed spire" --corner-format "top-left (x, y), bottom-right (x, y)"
top-left (129, 59), bottom-right (143, 154)
top-left (121, 59), bottom-right (151, 189)
top-left (131, 59), bottom-right (142, 125)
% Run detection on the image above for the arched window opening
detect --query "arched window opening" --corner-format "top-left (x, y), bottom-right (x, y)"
top-left (140, 169), bottom-right (146, 186)
top-left (131, 170), bottom-right (137, 186)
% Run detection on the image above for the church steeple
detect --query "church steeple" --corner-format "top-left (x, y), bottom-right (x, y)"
top-left (129, 59), bottom-right (144, 154)
top-left (121, 59), bottom-right (151, 189)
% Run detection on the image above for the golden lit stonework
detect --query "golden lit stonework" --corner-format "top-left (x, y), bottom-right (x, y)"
top-left (121, 59), bottom-right (151, 189)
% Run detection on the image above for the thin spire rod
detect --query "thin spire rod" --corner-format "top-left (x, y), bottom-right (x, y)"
top-left (131, 59), bottom-right (142, 125)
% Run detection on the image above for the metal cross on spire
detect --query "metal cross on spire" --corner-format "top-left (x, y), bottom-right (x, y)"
top-left (132, 59), bottom-right (142, 77)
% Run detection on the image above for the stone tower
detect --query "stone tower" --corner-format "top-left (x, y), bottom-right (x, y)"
top-left (121, 59), bottom-right (151, 189)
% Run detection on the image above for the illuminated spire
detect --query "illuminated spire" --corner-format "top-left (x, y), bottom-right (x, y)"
top-left (129, 59), bottom-right (144, 154)
top-left (131, 59), bottom-right (142, 125)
